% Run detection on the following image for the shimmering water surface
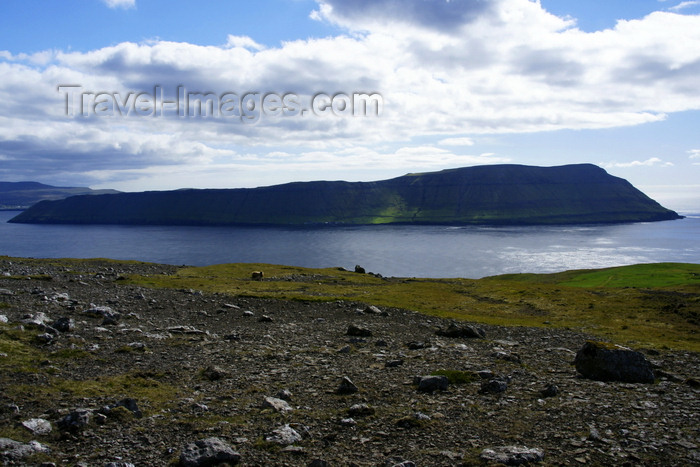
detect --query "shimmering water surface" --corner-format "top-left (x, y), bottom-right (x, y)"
top-left (1, 211), bottom-right (698, 278)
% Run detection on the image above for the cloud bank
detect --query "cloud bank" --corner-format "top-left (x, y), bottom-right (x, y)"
top-left (1, 0), bottom-right (700, 189)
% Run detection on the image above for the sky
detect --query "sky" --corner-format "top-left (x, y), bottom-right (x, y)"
top-left (1, 0), bottom-right (699, 213)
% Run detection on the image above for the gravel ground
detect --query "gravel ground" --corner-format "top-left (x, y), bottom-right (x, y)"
top-left (0, 258), bottom-right (698, 466)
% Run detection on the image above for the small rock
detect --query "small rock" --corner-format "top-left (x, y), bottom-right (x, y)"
top-left (21, 418), bottom-right (52, 435)
top-left (263, 397), bottom-right (293, 413)
top-left (57, 409), bottom-right (92, 432)
top-left (336, 376), bottom-right (359, 395)
top-left (84, 306), bottom-right (121, 324)
top-left (347, 324), bottom-right (372, 337)
top-left (179, 437), bottom-right (241, 466)
top-left (266, 424), bottom-right (302, 445)
top-left (276, 389), bottom-right (293, 401)
top-left (348, 403), bottom-right (375, 417)
top-left (417, 375), bottom-right (449, 393)
top-left (354, 265), bottom-right (366, 274)
top-left (308, 460), bottom-right (330, 467)
top-left (436, 323), bottom-right (485, 339)
top-left (52, 317), bottom-right (75, 333)
top-left (480, 446), bottom-right (545, 465)
top-left (540, 383), bottom-right (559, 398)
top-left (385, 359), bottom-right (404, 368)
top-left (258, 315), bottom-right (273, 322)
top-left (201, 366), bottom-right (228, 381)
top-left (480, 379), bottom-right (508, 394)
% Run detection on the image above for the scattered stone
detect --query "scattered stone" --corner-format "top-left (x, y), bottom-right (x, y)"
top-left (276, 389), bottom-right (293, 401)
top-left (21, 418), bottom-right (52, 435)
top-left (243, 310), bottom-right (254, 317)
top-left (166, 325), bottom-right (207, 335)
top-left (308, 460), bottom-right (330, 467)
top-left (436, 323), bottom-right (485, 339)
top-left (417, 375), bottom-right (449, 393)
top-left (52, 317), bottom-right (75, 332)
top-left (492, 350), bottom-right (522, 363)
top-left (480, 379), bottom-right (508, 394)
top-left (0, 315), bottom-right (7, 324)
top-left (258, 315), bottom-right (273, 322)
top-left (201, 366), bottom-right (228, 381)
top-left (347, 324), bottom-right (372, 337)
top-left (263, 396), bottom-right (293, 413)
top-left (0, 438), bottom-right (50, 462)
top-left (0, 288), bottom-right (13, 295)
top-left (179, 437), bottom-right (241, 466)
top-left (84, 306), bottom-right (121, 324)
top-left (339, 418), bottom-right (356, 426)
top-left (574, 341), bottom-right (655, 383)
top-left (348, 403), bottom-right (375, 417)
top-left (35, 332), bottom-right (54, 344)
top-left (266, 424), bottom-right (302, 445)
top-left (57, 409), bottom-right (92, 432)
top-left (385, 359), bottom-right (404, 368)
top-left (338, 345), bottom-right (352, 353)
top-left (363, 305), bottom-right (388, 316)
top-left (406, 341), bottom-right (429, 350)
top-left (336, 376), bottom-right (359, 394)
top-left (480, 446), bottom-right (545, 465)
top-left (540, 383), bottom-right (559, 398)
top-left (21, 312), bottom-right (52, 327)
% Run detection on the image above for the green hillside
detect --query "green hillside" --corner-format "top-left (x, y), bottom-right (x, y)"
top-left (9, 164), bottom-right (681, 225)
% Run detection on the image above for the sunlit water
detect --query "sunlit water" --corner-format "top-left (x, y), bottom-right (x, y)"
top-left (1, 211), bottom-right (698, 278)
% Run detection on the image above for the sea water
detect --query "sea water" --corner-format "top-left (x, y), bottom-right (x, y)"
top-left (1, 211), bottom-right (698, 278)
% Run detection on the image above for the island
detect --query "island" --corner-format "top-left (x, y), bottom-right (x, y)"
top-left (0, 181), bottom-right (119, 210)
top-left (8, 164), bottom-right (682, 225)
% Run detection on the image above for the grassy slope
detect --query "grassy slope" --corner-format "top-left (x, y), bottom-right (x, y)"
top-left (124, 262), bottom-right (700, 352)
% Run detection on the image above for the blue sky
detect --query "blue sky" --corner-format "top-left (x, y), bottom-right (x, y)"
top-left (1, 0), bottom-right (699, 212)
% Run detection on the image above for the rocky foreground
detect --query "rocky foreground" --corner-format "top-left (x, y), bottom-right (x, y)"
top-left (0, 258), bottom-right (698, 466)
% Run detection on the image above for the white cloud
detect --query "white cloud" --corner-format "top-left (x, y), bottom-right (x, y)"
top-left (225, 35), bottom-right (266, 51)
top-left (438, 137), bottom-right (475, 146)
top-left (688, 149), bottom-right (700, 159)
top-left (2, 0), bottom-right (700, 189)
top-left (668, 1), bottom-right (700, 12)
top-left (102, 0), bottom-right (135, 9)
top-left (601, 157), bottom-right (675, 168)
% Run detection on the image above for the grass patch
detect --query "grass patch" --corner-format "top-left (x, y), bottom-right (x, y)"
top-left (0, 324), bottom-right (43, 373)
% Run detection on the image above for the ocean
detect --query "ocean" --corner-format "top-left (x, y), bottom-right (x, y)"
top-left (1, 210), bottom-right (698, 278)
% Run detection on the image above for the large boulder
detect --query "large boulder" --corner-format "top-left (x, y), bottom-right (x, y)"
top-left (574, 341), bottom-right (655, 384)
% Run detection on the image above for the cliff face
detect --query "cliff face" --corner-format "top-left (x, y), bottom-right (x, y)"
top-left (8, 164), bottom-right (682, 225)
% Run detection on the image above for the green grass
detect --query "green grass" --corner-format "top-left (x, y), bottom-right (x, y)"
top-left (494, 262), bottom-right (700, 288)
top-left (120, 261), bottom-right (700, 352)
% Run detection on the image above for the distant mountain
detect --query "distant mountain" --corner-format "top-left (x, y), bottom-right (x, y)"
top-left (8, 164), bottom-right (682, 226)
top-left (0, 181), bottom-right (119, 210)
